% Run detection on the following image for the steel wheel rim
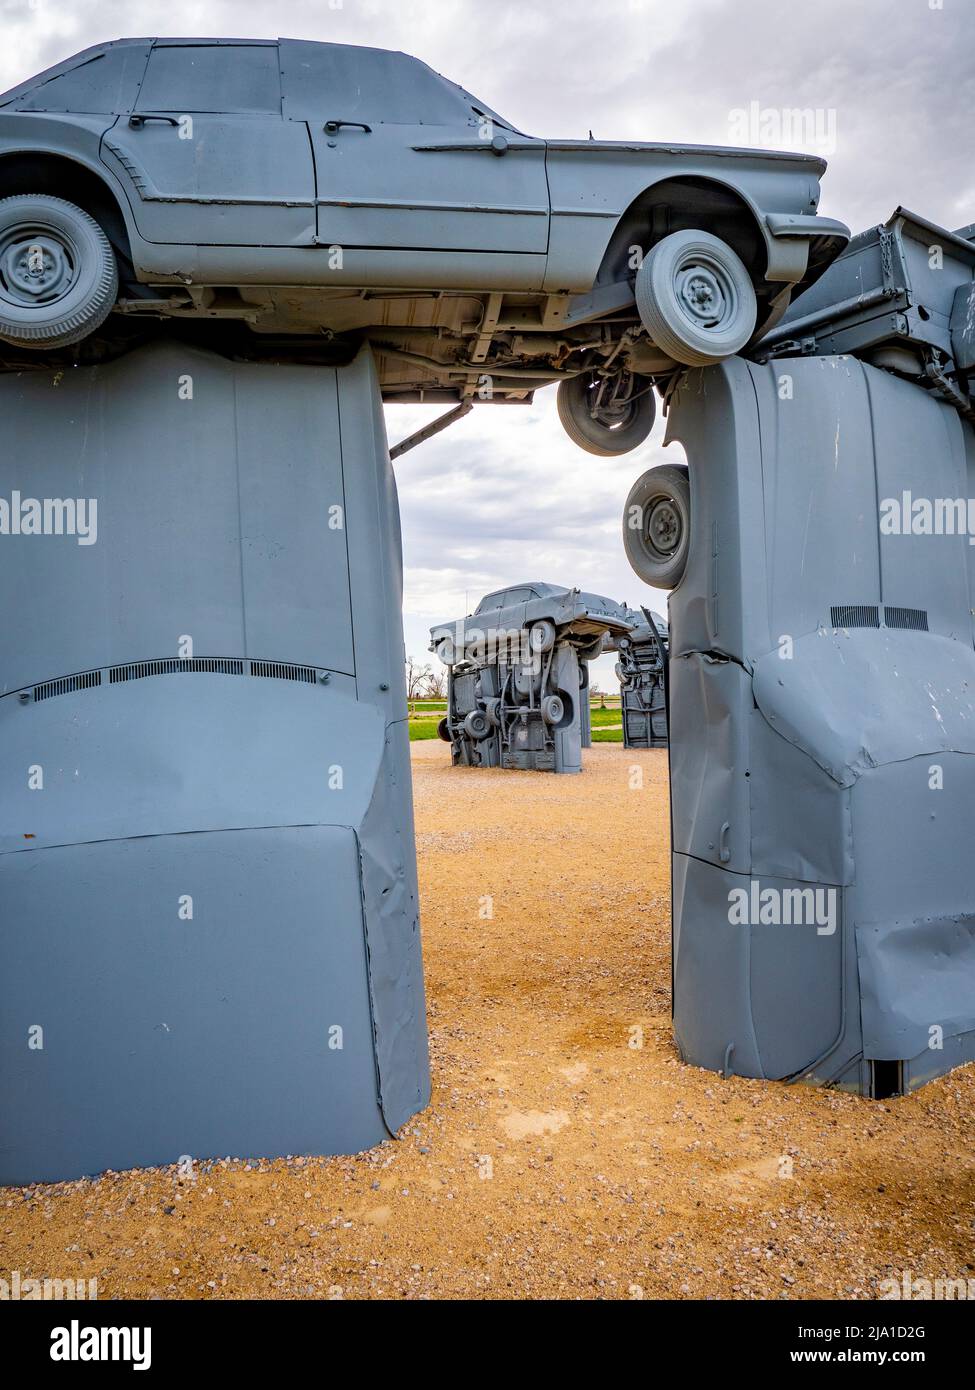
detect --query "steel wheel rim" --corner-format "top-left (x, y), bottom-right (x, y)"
top-left (0, 225), bottom-right (79, 309)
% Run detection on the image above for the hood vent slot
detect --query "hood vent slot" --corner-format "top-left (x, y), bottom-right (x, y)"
top-left (831, 605), bottom-right (880, 629)
top-left (110, 658), bottom-right (245, 683)
top-left (884, 606), bottom-right (929, 631)
top-left (16, 658), bottom-right (326, 703)
top-left (250, 661), bottom-right (317, 683)
top-left (831, 605), bottom-right (930, 632)
top-left (34, 670), bottom-right (102, 702)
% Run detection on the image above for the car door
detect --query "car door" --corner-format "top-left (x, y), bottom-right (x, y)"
top-left (279, 40), bottom-right (548, 258)
top-left (100, 40), bottom-right (316, 247)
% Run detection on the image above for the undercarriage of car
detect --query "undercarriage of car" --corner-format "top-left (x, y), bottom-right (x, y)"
top-left (0, 274), bottom-right (790, 458)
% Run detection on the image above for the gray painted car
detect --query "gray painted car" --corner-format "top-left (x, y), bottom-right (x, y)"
top-left (0, 36), bottom-right (848, 452)
top-left (612, 607), bottom-right (670, 748)
top-left (432, 581), bottom-right (634, 666)
top-left (755, 207), bottom-right (975, 425)
top-left (655, 350), bottom-right (975, 1097)
top-left (430, 582), bottom-right (633, 771)
top-left (0, 340), bottom-right (430, 1182)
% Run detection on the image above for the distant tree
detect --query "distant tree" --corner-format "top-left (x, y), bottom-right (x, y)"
top-left (406, 657), bottom-right (433, 703)
top-left (423, 668), bottom-right (447, 699)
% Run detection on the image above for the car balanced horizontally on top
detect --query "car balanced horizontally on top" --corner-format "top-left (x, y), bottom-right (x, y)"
top-left (0, 37), bottom-right (849, 456)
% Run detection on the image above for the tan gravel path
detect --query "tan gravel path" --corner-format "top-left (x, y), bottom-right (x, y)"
top-left (3, 743), bottom-right (972, 1300)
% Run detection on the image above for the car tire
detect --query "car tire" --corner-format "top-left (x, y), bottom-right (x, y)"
top-left (635, 230), bottom-right (756, 367)
top-left (556, 371), bottom-right (655, 456)
top-left (463, 709), bottom-right (491, 741)
top-left (541, 694), bottom-right (564, 725)
top-left (0, 195), bottom-right (118, 348)
top-left (437, 717), bottom-right (452, 742)
top-left (623, 463), bottom-right (691, 590)
top-left (529, 619), bottom-right (557, 655)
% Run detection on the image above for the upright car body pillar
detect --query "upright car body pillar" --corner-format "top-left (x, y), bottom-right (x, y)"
top-left (665, 354), bottom-right (975, 1096)
top-left (0, 341), bottom-right (430, 1184)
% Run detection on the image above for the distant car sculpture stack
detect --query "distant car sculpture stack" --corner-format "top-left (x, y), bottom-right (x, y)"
top-left (612, 608), bottom-right (670, 749)
top-left (431, 589), bottom-right (671, 766)
top-left (430, 583), bottom-right (633, 772)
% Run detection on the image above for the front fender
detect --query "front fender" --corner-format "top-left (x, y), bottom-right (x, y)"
top-left (543, 143), bottom-right (842, 293)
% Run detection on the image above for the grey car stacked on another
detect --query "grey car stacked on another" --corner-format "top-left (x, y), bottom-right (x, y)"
top-left (0, 36), bottom-right (848, 454)
top-left (431, 582), bottom-right (632, 772)
top-left (612, 607), bottom-right (670, 749)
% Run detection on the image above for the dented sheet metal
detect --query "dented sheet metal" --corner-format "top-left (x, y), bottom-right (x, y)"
top-left (357, 725), bottom-right (430, 1134)
top-left (856, 914), bottom-right (975, 1061)
top-left (752, 630), bottom-right (975, 787)
top-left (0, 343), bottom-right (430, 1183)
top-left (664, 349), bottom-right (975, 1095)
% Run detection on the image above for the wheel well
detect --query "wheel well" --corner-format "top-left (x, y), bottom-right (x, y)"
top-left (0, 152), bottom-right (134, 273)
top-left (596, 176), bottom-right (766, 292)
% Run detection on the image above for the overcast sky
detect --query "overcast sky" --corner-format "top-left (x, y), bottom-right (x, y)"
top-left (3, 0), bottom-right (972, 683)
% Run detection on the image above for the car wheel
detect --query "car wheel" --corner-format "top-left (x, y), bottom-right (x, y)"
top-left (541, 694), bottom-right (565, 725)
top-left (437, 717), bottom-right (452, 742)
top-left (0, 195), bottom-right (118, 349)
top-left (623, 463), bottom-right (691, 590)
top-left (556, 370), bottom-right (655, 456)
top-left (463, 709), bottom-right (491, 741)
top-left (529, 619), bottom-right (557, 655)
top-left (635, 230), bottom-right (756, 367)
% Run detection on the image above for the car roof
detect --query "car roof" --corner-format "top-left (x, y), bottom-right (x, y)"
top-left (476, 582), bottom-right (568, 608)
top-left (0, 39), bottom-right (145, 106)
top-left (0, 37), bottom-right (516, 130)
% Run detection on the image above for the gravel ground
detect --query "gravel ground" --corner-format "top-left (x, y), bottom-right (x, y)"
top-left (3, 742), bottom-right (973, 1300)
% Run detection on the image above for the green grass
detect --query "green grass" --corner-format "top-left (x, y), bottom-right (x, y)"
top-left (588, 706), bottom-right (623, 727)
top-left (409, 720), bottom-right (443, 741)
top-left (408, 698), bottom-right (624, 742)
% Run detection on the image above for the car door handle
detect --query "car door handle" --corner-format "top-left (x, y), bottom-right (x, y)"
top-left (128, 114), bottom-right (180, 129)
top-left (323, 120), bottom-right (372, 135)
